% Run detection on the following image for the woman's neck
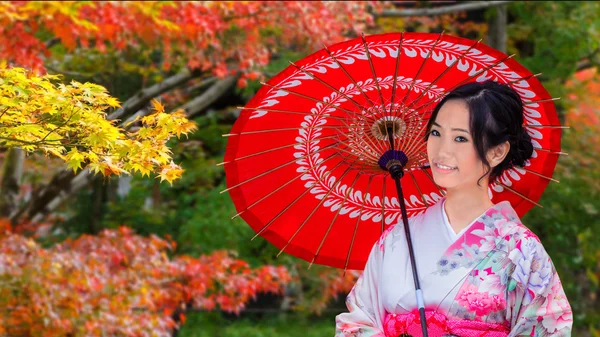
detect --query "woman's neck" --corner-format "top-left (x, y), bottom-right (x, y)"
top-left (443, 184), bottom-right (494, 233)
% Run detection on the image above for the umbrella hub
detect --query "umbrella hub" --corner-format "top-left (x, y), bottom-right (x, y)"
top-left (378, 150), bottom-right (408, 179)
top-left (371, 116), bottom-right (406, 141)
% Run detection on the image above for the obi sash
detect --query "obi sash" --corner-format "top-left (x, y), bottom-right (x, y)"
top-left (383, 310), bottom-right (509, 337)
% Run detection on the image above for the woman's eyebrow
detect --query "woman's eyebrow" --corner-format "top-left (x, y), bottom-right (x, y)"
top-left (432, 122), bottom-right (469, 134)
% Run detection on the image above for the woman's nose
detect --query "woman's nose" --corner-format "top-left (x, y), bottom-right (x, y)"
top-left (437, 138), bottom-right (453, 157)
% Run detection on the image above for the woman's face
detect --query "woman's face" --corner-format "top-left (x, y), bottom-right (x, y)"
top-left (426, 99), bottom-right (488, 191)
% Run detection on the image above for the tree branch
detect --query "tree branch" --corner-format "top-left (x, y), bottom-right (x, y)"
top-left (182, 75), bottom-right (239, 119)
top-left (378, 1), bottom-right (512, 17)
top-left (108, 69), bottom-right (202, 121)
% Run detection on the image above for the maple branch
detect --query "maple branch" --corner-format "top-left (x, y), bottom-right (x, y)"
top-left (377, 1), bottom-right (512, 17)
top-left (10, 69), bottom-right (203, 225)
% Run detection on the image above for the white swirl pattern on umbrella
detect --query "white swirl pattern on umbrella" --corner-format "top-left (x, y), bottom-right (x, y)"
top-left (250, 37), bottom-right (544, 224)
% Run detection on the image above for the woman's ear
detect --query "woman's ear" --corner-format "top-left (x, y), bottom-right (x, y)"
top-left (487, 141), bottom-right (510, 168)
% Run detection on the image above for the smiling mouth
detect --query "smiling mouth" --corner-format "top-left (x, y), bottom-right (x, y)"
top-left (434, 162), bottom-right (457, 170)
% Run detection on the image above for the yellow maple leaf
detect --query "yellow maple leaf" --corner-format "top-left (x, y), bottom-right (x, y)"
top-left (158, 162), bottom-right (184, 185)
top-left (151, 99), bottom-right (165, 114)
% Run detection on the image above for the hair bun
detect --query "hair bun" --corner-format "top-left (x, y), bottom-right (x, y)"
top-left (509, 128), bottom-right (534, 167)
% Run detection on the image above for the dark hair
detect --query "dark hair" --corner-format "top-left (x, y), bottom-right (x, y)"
top-left (425, 80), bottom-right (534, 186)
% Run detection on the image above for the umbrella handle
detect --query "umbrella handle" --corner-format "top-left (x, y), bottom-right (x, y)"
top-left (386, 127), bottom-right (429, 336)
top-left (392, 174), bottom-right (429, 337)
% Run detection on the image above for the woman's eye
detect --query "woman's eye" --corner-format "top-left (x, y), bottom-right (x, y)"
top-left (455, 136), bottom-right (468, 142)
top-left (430, 130), bottom-right (440, 137)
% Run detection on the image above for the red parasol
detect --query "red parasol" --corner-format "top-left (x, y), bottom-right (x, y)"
top-left (223, 32), bottom-right (564, 335)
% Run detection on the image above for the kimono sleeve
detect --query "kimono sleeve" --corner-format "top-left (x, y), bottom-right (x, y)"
top-left (507, 236), bottom-right (573, 337)
top-left (335, 239), bottom-right (386, 337)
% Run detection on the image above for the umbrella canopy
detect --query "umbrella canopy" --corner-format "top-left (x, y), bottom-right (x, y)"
top-left (222, 32), bottom-right (563, 271)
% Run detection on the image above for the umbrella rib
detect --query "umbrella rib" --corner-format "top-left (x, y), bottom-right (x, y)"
top-left (360, 33), bottom-right (393, 150)
top-left (220, 142), bottom-right (339, 194)
top-left (251, 158), bottom-right (352, 240)
top-left (496, 182), bottom-right (543, 208)
top-left (238, 106), bottom-right (348, 122)
top-left (309, 172), bottom-right (364, 269)
top-left (389, 32), bottom-right (405, 118)
top-left (344, 174), bottom-right (376, 273)
top-left (287, 61), bottom-right (378, 125)
top-left (259, 81), bottom-right (358, 116)
top-left (421, 168), bottom-right (446, 196)
top-left (218, 134), bottom-right (341, 166)
top-left (533, 147), bottom-right (568, 156)
top-left (222, 125), bottom-right (348, 137)
top-left (361, 33), bottom-right (387, 108)
top-left (401, 115), bottom-right (429, 156)
top-left (407, 53), bottom-right (517, 119)
top-left (408, 170), bottom-right (430, 208)
top-left (524, 124), bottom-right (569, 129)
top-left (322, 44), bottom-right (379, 108)
top-left (338, 117), bottom-right (388, 160)
top-left (380, 175), bottom-right (387, 233)
top-left (232, 152), bottom-right (338, 220)
top-left (399, 31), bottom-right (445, 121)
top-left (523, 97), bottom-right (561, 105)
top-left (402, 38), bottom-right (482, 115)
top-left (514, 166), bottom-right (560, 183)
top-left (275, 164), bottom-right (357, 257)
top-left (506, 73), bottom-right (542, 85)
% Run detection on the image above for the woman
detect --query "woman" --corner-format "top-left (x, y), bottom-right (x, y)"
top-left (335, 80), bottom-right (573, 337)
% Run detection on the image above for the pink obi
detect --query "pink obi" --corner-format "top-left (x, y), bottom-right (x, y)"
top-left (383, 310), bottom-right (509, 337)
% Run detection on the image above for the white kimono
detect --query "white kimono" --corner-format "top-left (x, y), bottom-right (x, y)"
top-left (335, 197), bottom-right (573, 337)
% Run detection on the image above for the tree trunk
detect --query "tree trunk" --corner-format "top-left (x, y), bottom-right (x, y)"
top-left (487, 5), bottom-right (507, 53)
top-left (0, 148), bottom-right (24, 219)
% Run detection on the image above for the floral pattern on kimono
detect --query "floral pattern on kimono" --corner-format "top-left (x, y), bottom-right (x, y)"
top-left (334, 198), bottom-right (572, 337)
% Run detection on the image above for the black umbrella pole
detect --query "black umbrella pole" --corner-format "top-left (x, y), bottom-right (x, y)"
top-left (390, 168), bottom-right (429, 337)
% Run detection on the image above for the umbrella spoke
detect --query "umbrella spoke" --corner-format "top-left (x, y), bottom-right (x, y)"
top-left (344, 174), bottom-right (376, 274)
top-left (407, 53), bottom-right (517, 119)
top-left (534, 147), bottom-right (568, 156)
top-left (276, 164), bottom-right (358, 257)
top-left (259, 81), bottom-right (358, 116)
top-left (251, 158), bottom-right (353, 240)
top-left (338, 117), bottom-right (389, 162)
top-left (389, 32), bottom-right (405, 119)
top-left (409, 170), bottom-right (430, 208)
top-left (523, 97), bottom-right (561, 105)
top-left (288, 61), bottom-right (378, 124)
top-left (524, 124), bottom-right (569, 129)
top-left (514, 166), bottom-right (560, 183)
top-left (238, 106), bottom-right (348, 122)
top-left (322, 44), bottom-right (379, 109)
top-left (506, 73), bottom-right (542, 85)
top-left (218, 134), bottom-right (342, 166)
top-left (310, 173), bottom-right (365, 269)
top-left (421, 168), bottom-right (446, 196)
top-left (232, 153), bottom-right (339, 220)
top-left (222, 125), bottom-right (349, 137)
top-left (402, 38), bottom-right (482, 116)
top-left (399, 31), bottom-right (445, 121)
top-left (220, 142), bottom-right (340, 194)
top-left (497, 182), bottom-right (543, 208)
top-left (380, 175), bottom-right (387, 233)
top-left (361, 33), bottom-right (387, 110)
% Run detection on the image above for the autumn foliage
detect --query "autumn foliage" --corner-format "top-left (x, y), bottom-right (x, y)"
top-left (0, 65), bottom-right (196, 183)
top-left (0, 1), bottom-right (379, 83)
top-left (0, 224), bottom-right (291, 336)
